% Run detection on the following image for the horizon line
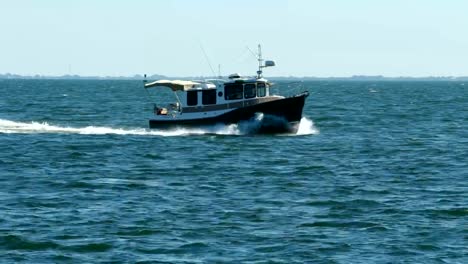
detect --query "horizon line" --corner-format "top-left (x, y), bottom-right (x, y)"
top-left (1, 73), bottom-right (468, 80)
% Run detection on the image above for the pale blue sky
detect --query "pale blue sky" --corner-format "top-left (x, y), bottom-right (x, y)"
top-left (1, 0), bottom-right (467, 77)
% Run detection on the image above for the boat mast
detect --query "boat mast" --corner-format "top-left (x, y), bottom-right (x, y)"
top-left (256, 44), bottom-right (264, 79)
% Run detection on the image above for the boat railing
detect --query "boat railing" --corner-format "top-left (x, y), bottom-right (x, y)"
top-left (153, 102), bottom-right (180, 116)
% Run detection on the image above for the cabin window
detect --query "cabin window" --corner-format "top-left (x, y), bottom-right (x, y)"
top-left (257, 83), bottom-right (266, 97)
top-left (224, 84), bottom-right (243, 100)
top-left (187, 90), bottom-right (198, 106)
top-left (202, 89), bottom-right (217, 105)
top-left (244, 83), bottom-right (256, 99)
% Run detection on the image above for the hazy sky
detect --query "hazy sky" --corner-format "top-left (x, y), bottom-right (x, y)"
top-left (1, 0), bottom-right (467, 77)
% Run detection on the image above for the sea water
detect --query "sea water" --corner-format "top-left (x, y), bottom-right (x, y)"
top-left (0, 79), bottom-right (466, 263)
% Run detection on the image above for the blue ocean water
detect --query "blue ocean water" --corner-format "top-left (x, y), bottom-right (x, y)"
top-left (0, 79), bottom-right (467, 263)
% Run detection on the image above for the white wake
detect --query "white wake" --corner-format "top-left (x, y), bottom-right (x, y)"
top-left (0, 117), bottom-right (318, 136)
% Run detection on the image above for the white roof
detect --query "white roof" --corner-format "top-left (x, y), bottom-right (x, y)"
top-left (145, 80), bottom-right (218, 91)
top-left (145, 80), bottom-right (200, 91)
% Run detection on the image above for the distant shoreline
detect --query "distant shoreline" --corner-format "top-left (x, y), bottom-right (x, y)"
top-left (1, 73), bottom-right (467, 81)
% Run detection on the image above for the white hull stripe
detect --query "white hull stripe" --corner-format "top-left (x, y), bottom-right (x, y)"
top-left (181, 97), bottom-right (280, 113)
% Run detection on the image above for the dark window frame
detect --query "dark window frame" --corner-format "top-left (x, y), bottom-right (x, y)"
top-left (224, 83), bottom-right (244, 100)
top-left (202, 89), bottom-right (217, 105)
top-left (244, 83), bottom-right (256, 99)
top-left (187, 90), bottom-right (198, 106)
top-left (257, 82), bottom-right (266, 97)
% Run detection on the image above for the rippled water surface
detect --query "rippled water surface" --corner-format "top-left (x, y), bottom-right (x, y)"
top-left (0, 79), bottom-right (467, 263)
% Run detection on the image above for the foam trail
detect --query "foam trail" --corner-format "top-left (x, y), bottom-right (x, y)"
top-left (0, 117), bottom-right (318, 136)
top-left (0, 119), bottom-right (240, 136)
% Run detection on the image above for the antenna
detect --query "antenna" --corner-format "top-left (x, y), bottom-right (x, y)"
top-left (199, 43), bottom-right (217, 78)
top-left (246, 46), bottom-right (258, 59)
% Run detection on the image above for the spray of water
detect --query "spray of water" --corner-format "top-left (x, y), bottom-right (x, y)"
top-left (0, 117), bottom-right (318, 137)
top-left (297, 117), bottom-right (320, 135)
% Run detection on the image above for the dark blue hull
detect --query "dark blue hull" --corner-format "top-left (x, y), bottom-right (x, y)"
top-left (149, 92), bottom-right (309, 133)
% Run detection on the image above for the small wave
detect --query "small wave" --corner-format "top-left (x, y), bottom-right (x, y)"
top-left (0, 117), bottom-right (318, 136)
top-left (62, 242), bottom-right (113, 253)
top-left (0, 234), bottom-right (59, 251)
top-left (298, 221), bottom-right (381, 229)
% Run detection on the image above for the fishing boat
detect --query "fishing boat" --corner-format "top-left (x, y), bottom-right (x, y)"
top-left (144, 45), bottom-right (309, 133)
